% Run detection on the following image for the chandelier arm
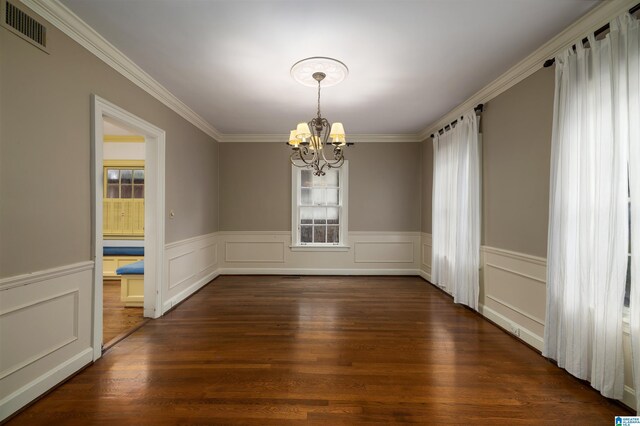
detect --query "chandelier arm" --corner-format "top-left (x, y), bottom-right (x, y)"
top-left (321, 145), bottom-right (344, 166)
top-left (296, 146), bottom-right (318, 166)
top-left (290, 152), bottom-right (307, 168)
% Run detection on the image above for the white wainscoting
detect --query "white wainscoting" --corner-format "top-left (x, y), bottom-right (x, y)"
top-left (0, 262), bottom-right (94, 422)
top-left (216, 231), bottom-right (421, 275)
top-left (163, 232), bottom-right (219, 314)
top-left (420, 233), bottom-right (432, 282)
top-left (479, 246), bottom-right (546, 351)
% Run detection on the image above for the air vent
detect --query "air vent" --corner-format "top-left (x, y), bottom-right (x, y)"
top-left (1, 0), bottom-right (48, 53)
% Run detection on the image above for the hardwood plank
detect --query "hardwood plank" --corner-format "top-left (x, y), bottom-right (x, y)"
top-left (102, 279), bottom-right (145, 345)
top-left (8, 276), bottom-right (629, 424)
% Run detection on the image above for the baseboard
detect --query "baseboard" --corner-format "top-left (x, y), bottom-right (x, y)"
top-left (623, 385), bottom-right (637, 411)
top-left (162, 269), bottom-right (220, 314)
top-left (479, 303), bottom-right (543, 351)
top-left (418, 270), bottom-right (431, 283)
top-left (217, 268), bottom-right (421, 276)
top-left (0, 347), bottom-right (93, 422)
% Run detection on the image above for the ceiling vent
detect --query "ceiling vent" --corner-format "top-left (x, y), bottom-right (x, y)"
top-left (1, 0), bottom-right (48, 53)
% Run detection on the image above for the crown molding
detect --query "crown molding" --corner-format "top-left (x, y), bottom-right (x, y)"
top-left (219, 133), bottom-right (421, 143)
top-left (20, 0), bottom-right (224, 142)
top-left (22, 0), bottom-right (633, 145)
top-left (417, 0), bottom-right (639, 140)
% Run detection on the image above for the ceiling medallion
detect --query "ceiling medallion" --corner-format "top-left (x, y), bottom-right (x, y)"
top-left (287, 57), bottom-right (351, 176)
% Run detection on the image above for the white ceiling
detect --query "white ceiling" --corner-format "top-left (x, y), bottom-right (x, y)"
top-left (60, 0), bottom-right (599, 135)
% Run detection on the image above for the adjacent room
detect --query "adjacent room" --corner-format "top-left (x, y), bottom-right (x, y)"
top-left (1, 0), bottom-right (639, 423)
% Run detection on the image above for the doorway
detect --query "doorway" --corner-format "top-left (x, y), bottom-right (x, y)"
top-left (91, 95), bottom-right (165, 361)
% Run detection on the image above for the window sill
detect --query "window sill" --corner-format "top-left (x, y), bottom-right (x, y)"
top-left (289, 245), bottom-right (350, 252)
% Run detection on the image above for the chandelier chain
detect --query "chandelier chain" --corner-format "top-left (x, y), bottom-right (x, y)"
top-left (317, 80), bottom-right (321, 119)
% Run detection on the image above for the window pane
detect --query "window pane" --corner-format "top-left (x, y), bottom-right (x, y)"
top-left (121, 185), bottom-right (133, 198)
top-left (327, 207), bottom-right (339, 224)
top-left (301, 188), bottom-right (312, 205)
top-left (107, 169), bottom-right (119, 184)
top-left (312, 188), bottom-right (325, 205)
top-left (133, 169), bottom-right (144, 184)
top-left (134, 185), bottom-right (144, 199)
top-left (106, 184), bottom-right (119, 198)
top-left (312, 173), bottom-right (326, 187)
top-left (301, 170), bottom-right (313, 187)
top-left (314, 225), bottom-right (326, 243)
top-left (313, 207), bottom-right (327, 224)
top-left (121, 169), bottom-right (132, 184)
top-left (300, 207), bottom-right (313, 224)
top-left (324, 169), bottom-right (339, 187)
top-left (300, 226), bottom-right (312, 243)
top-left (327, 226), bottom-right (339, 243)
top-left (326, 189), bottom-right (339, 205)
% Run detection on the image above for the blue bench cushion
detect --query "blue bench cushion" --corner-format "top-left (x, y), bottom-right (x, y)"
top-left (116, 260), bottom-right (144, 275)
top-left (104, 246), bottom-right (144, 256)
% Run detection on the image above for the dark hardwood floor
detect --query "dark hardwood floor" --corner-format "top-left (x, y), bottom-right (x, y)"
top-left (102, 279), bottom-right (145, 346)
top-left (9, 276), bottom-right (626, 424)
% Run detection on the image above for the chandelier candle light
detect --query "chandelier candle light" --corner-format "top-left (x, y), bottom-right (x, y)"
top-left (288, 57), bottom-right (350, 176)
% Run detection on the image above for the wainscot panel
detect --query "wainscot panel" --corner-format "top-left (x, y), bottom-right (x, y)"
top-left (163, 233), bottom-right (219, 313)
top-left (217, 231), bottom-right (421, 274)
top-left (0, 262), bottom-right (94, 421)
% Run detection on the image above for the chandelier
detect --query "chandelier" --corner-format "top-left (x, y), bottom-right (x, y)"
top-left (288, 57), bottom-right (350, 176)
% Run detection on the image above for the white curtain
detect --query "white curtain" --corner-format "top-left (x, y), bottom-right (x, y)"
top-left (625, 12), bottom-right (640, 413)
top-left (544, 14), bottom-right (638, 403)
top-left (431, 111), bottom-right (480, 310)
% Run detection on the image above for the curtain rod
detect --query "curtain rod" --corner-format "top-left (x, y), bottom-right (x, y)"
top-left (430, 104), bottom-right (484, 138)
top-left (544, 3), bottom-right (640, 68)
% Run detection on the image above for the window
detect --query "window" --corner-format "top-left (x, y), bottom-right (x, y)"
top-left (105, 167), bottom-right (145, 199)
top-left (291, 163), bottom-right (348, 248)
top-left (103, 161), bottom-right (145, 238)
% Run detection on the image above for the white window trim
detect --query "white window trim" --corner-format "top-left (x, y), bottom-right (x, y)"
top-left (291, 161), bottom-right (349, 250)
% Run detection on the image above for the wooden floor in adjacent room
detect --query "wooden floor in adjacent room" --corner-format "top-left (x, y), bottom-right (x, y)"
top-left (102, 280), bottom-right (145, 346)
top-left (8, 276), bottom-right (628, 425)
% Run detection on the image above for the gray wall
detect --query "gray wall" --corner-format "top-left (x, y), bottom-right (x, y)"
top-left (0, 8), bottom-right (219, 278)
top-left (219, 142), bottom-right (422, 232)
top-left (481, 67), bottom-right (554, 257)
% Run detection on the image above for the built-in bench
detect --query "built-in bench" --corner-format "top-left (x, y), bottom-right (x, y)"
top-left (103, 246), bottom-right (144, 279)
top-left (115, 260), bottom-right (144, 307)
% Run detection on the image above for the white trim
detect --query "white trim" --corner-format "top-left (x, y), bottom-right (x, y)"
top-left (289, 245), bottom-right (350, 252)
top-left (216, 230), bottom-right (292, 237)
top-left (486, 294), bottom-right (545, 326)
top-left (22, 0), bottom-right (222, 141)
top-left (162, 270), bottom-right (219, 314)
top-left (479, 303), bottom-right (544, 351)
top-left (91, 95), bottom-right (165, 361)
top-left (485, 262), bottom-right (547, 285)
top-left (219, 134), bottom-right (421, 143)
top-left (417, 0), bottom-right (639, 140)
top-left (623, 385), bottom-right (637, 411)
top-left (217, 268), bottom-right (421, 276)
top-left (291, 161), bottom-right (349, 247)
top-left (418, 270), bottom-right (431, 283)
top-left (20, 1), bottom-right (638, 144)
top-left (0, 261), bottom-right (93, 291)
top-left (0, 347), bottom-right (93, 423)
top-left (481, 245), bottom-right (547, 267)
top-left (351, 231), bottom-right (421, 237)
top-left (164, 231), bottom-right (218, 250)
